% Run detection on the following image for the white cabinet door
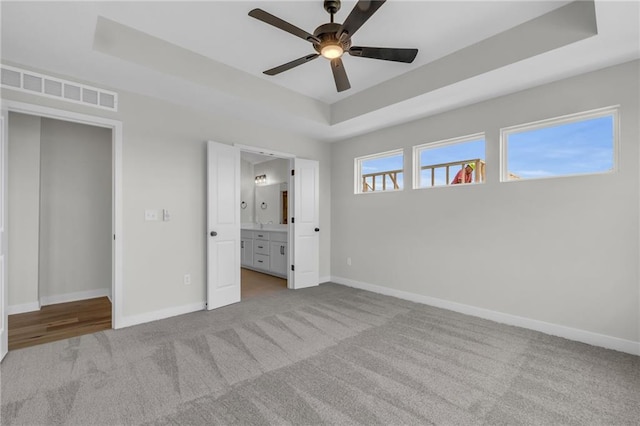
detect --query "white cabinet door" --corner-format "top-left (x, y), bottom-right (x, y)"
top-left (292, 158), bottom-right (319, 289)
top-left (206, 141), bottom-right (241, 310)
top-left (269, 241), bottom-right (287, 276)
top-left (241, 238), bottom-right (253, 267)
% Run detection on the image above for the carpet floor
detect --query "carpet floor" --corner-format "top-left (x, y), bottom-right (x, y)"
top-left (1, 283), bottom-right (638, 425)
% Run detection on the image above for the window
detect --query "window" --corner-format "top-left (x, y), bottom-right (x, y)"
top-left (501, 107), bottom-right (617, 181)
top-left (355, 149), bottom-right (404, 194)
top-left (413, 134), bottom-right (485, 189)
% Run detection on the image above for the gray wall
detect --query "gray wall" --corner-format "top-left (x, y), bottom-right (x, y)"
top-left (240, 159), bottom-right (254, 224)
top-left (330, 60), bottom-right (639, 343)
top-left (7, 113), bottom-right (41, 308)
top-left (115, 91), bottom-right (331, 316)
top-left (38, 118), bottom-right (112, 301)
top-left (3, 81), bottom-right (332, 319)
top-left (7, 113), bottom-right (112, 308)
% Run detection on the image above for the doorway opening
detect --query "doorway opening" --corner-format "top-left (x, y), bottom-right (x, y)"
top-left (239, 148), bottom-right (292, 300)
top-left (206, 141), bottom-right (319, 312)
top-left (1, 101), bottom-right (123, 356)
top-left (7, 113), bottom-right (112, 350)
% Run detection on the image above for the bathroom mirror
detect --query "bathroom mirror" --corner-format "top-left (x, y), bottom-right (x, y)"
top-left (255, 183), bottom-right (287, 224)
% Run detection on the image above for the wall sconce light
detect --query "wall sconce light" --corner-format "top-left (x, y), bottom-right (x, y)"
top-left (255, 174), bottom-right (267, 185)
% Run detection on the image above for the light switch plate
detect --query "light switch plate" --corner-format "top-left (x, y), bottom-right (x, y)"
top-left (145, 209), bottom-right (158, 221)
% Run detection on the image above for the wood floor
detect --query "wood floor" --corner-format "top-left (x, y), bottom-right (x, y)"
top-left (8, 271), bottom-right (285, 351)
top-left (8, 297), bottom-right (112, 351)
top-left (241, 268), bottom-right (288, 299)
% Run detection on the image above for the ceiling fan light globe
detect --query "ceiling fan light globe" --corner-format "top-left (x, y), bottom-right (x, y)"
top-left (321, 44), bottom-right (344, 59)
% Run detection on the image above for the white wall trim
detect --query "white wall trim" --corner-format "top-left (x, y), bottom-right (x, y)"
top-left (40, 288), bottom-right (110, 307)
top-left (319, 275), bottom-right (331, 284)
top-left (119, 302), bottom-right (206, 329)
top-left (2, 100), bottom-right (124, 330)
top-left (7, 301), bottom-right (41, 315)
top-left (331, 276), bottom-right (640, 356)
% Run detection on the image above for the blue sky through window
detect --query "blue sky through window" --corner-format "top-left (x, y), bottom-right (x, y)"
top-left (361, 153), bottom-right (404, 191)
top-left (507, 115), bottom-right (614, 179)
top-left (419, 138), bottom-right (485, 187)
top-left (358, 113), bottom-right (614, 192)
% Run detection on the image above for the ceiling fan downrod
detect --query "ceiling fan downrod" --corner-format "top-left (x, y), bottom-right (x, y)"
top-left (324, 0), bottom-right (341, 23)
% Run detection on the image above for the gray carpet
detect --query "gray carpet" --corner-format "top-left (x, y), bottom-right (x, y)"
top-left (1, 283), bottom-right (638, 425)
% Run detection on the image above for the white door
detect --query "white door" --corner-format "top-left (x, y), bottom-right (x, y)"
top-left (206, 141), bottom-right (241, 310)
top-left (292, 158), bottom-right (320, 289)
top-left (1, 113), bottom-right (7, 361)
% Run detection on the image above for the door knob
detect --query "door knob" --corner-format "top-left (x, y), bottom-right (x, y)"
top-left (210, 231), bottom-right (217, 237)
top-left (315, 228), bottom-right (320, 232)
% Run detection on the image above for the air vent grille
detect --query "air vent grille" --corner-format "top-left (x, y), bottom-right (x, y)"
top-left (0, 64), bottom-right (118, 112)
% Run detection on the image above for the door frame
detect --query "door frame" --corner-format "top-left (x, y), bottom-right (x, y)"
top-left (234, 144), bottom-right (296, 289)
top-left (1, 100), bottom-right (124, 331)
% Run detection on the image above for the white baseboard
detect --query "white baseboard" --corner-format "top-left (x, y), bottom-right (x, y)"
top-left (7, 301), bottom-right (41, 315)
top-left (40, 288), bottom-right (111, 307)
top-left (331, 276), bottom-right (640, 356)
top-left (319, 275), bottom-right (331, 284)
top-left (118, 302), bottom-right (206, 329)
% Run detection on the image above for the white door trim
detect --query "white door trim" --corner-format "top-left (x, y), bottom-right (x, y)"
top-left (1, 114), bottom-right (7, 360)
top-left (2, 100), bottom-right (124, 330)
top-left (234, 144), bottom-right (296, 160)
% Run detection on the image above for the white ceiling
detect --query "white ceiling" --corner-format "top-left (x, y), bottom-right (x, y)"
top-left (1, 1), bottom-right (639, 142)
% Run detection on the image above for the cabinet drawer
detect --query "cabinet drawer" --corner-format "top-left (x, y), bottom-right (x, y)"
top-left (254, 241), bottom-right (269, 255)
top-left (254, 231), bottom-right (269, 240)
top-left (254, 254), bottom-right (269, 269)
top-left (270, 232), bottom-right (287, 243)
top-left (241, 230), bottom-right (253, 239)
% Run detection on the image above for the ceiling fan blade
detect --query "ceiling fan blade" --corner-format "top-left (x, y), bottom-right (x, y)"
top-left (337, 1), bottom-right (386, 40)
top-left (349, 46), bottom-right (418, 63)
top-left (263, 54), bottom-right (320, 76)
top-left (249, 9), bottom-right (320, 44)
top-left (330, 57), bottom-right (351, 92)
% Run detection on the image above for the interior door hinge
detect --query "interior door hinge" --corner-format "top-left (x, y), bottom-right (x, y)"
top-left (291, 169), bottom-right (295, 176)
top-left (113, 234), bottom-right (116, 240)
top-left (291, 217), bottom-right (294, 223)
top-left (291, 265), bottom-right (295, 271)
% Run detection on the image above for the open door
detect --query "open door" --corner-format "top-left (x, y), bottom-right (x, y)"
top-left (1, 113), bottom-right (7, 361)
top-left (206, 141), bottom-right (241, 310)
top-left (291, 158), bottom-right (320, 289)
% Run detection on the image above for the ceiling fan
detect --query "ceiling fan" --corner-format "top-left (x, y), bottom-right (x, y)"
top-left (249, 0), bottom-right (418, 93)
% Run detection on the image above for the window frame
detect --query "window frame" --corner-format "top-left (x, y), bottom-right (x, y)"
top-left (412, 132), bottom-right (486, 190)
top-left (500, 106), bottom-right (619, 183)
top-left (354, 148), bottom-right (405, 195)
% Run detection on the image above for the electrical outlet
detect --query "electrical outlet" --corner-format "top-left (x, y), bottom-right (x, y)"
top-left (347, 257), bottom-right (352, 266)
top-left (183, 274), bottom-right (191, 285)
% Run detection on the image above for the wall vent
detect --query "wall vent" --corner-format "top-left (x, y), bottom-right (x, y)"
top-left (1, 64), bottom-right (118, 112)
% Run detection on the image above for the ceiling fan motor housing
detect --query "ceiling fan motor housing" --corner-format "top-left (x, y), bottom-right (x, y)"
top-left (313, 23), bottom-right (351, 55)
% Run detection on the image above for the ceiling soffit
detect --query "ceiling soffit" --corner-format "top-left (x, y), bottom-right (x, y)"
top-left (331, 0), bottom-right (598, 124)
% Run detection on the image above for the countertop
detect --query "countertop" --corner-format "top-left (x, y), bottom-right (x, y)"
top-left (241, 224), bottom-right (287, 232)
